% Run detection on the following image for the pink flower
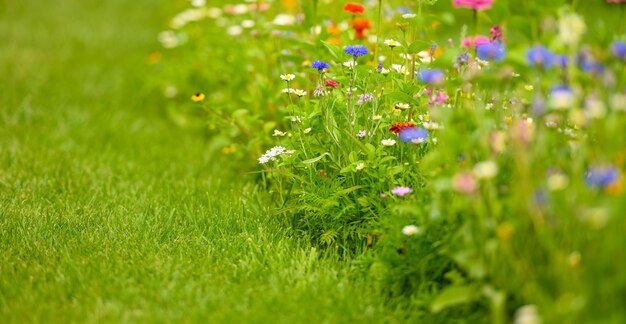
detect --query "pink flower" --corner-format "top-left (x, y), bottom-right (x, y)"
top-left (429, 91), bottom-right (449, 107)
top-left (453, 0), bottom-right (495, 10)
top-left (453, 172), bottom-right (477, 194)
top-left (607, 0), bottom-right (626, 3)
top-left (391, 186), bottom-right (413, 197)
top-left (462, 35), bottom-right (490, 49)
top-left (490, 25), bottom-right (503, 42)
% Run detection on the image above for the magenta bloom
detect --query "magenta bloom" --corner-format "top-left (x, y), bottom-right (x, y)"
top-left (462, 35), bottom-right (490, 49)
top-left (391, 186), bottom-right (413, 197)
top-left (453, 0), bottom-right (495, 10)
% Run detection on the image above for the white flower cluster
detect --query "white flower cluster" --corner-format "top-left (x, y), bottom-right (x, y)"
top-left (170, 8), bottom-right (206, 29)
top-left (258, 146), bottom-right (295, 164)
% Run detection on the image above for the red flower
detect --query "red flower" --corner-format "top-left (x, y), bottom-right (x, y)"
top-left (325, 79), bottom-right (339, 88)
top-left (353, 18), bottom-right (371, 39)
top-left (389, 122), bottom-right (416, 134)
top-left (343, 2), bottom-right (365, 14)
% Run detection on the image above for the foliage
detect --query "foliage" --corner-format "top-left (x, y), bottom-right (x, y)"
top-left (157, 0), bottom-right (626, 322)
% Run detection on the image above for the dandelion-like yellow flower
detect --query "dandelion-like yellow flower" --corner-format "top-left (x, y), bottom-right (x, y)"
top-left (191, 92), bottom-right (205, 102)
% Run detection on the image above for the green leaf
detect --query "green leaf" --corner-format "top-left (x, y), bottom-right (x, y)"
top-left (431, 285), bottom-right (479, 313)
top-left (391, 205), bottom-right (421, 216)
top-left (335, 185), bottom-right (364, 196)
top-left (320, 40), bottom-right (343, 60)
top-left (388, 165), bottom-right (403, 176)
top-left (302, 152), bottom-right (331, 164)
top-left (407, 40), bottom-right (430, 53)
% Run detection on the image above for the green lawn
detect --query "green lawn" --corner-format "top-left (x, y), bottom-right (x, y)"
top-left (0, 1), bottom-right (412, 322)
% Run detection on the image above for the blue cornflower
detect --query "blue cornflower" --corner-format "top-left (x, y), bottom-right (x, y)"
top-left (397, 6), bottom-right (413, 14)
top-left (611, 41), bottom-right (626, 60)
top-left (577, 51), bottom-right (604, 74)
top-left (455, 52), bottom-right (470, 66)
top-left (549, 85), bottom-right (574, 110)
top-left (399, 127), bottom-right (429, 144)
top-left (344, 45), bottom-right (369, 58)
top-left (531, 94), bottom-right (546, 116)
top-left (311, 60), bottom-right (330, 71)
top-left (476, 41), bottom-right (506, 62)
top-left (556, 55), bottom-right (568, 68)
top-left (526, 45), bottom-right (555, 69)
top-left (416, 69), bottom-right (444, 84)
top-left (585, 166), bottom-right (619, 189)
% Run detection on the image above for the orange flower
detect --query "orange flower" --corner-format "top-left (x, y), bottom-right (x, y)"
top-left (343, 2), bottom-right (365, 14)
top-left (353, 18), bottom-right (371, 39)
top-left (327, 24), bottom-right (340, 35)
top-left (326, 24), bottom-right (342, 45)
top-left (389, 122), bottom-right (415, 134)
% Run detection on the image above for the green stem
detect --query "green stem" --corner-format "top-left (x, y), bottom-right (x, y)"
top-left (473, 9), bottom-right (478, 56)
top-left (375, 0), bottom-right (382, 65)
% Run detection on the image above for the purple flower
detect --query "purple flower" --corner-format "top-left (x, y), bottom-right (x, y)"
top-left (531, 94), bottom-right (546, 116)
top-left (455, 52), bottom-right (470, 66)
top-left (311, 60), bottom-right (330, 71)
top-left (585, 166), bottom-right (619, 188)
top-left (391, 186), bottom-right (413, 197)
top-left (611, 41), bottom-right (626, 60)
top-left (577, 51), bottom-right (604, 74)
top-left (476, 41), bottom-right (506, 62)
top-left (356, 130), bottom-right (367, 138)
top-left (344, 45), bottom-right (369, 58)
top-left (556, 55), bottom-right (568, 68)
top-left (399, 127), bottom-right (429, 144)
top-left (527, 45), bottom-right (555, 69)
top-left (417, 68), bottom-right (445, 84)
top-left (397, 6), bottom-right (413, 14)
top-left (357, 93), bottom-right (374, 105)
top-left (429, 90), bottom-right (449, 107)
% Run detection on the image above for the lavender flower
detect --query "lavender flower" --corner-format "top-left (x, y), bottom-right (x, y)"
top-left (391, 186), bottom-right (413, 197)
top-left (357, 93), bottom-right (374, 105)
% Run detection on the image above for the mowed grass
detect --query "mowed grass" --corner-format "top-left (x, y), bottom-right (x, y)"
top-left (0, 1), bottom-right (409, 322)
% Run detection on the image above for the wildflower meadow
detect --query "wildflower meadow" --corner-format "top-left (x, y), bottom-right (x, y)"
top-left (3, 0), bottom-right (626, 322)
